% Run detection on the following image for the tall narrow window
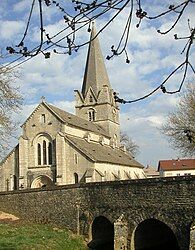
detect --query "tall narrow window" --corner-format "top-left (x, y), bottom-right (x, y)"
top-left (89, 112), bottom-right (92, 121)
top-left (43, 140), bottom-right (47, 165)
top-left (38, 143), bottom-right (41, 165)
top-left (13, 175), bottom-right (17, 190)
top-left (74, 154), bottom-right (78, 164)
top-left (74, 173), bottom-right (79, 184)
top-left (88, 109), bottom-right (95, 121)
top-left (41, 114), bottom-right (46, 123)
top-left (48, 142), bottom-right (52, 165)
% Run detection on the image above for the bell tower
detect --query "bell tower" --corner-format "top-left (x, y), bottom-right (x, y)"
top-left (75, 23), bottom-right (120, 142)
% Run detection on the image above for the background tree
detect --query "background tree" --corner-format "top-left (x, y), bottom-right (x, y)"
top-left (0, 65), bottom-right (23, 158)
top-left (120, 132), bottom-right (139, 157)
top-left (161, 83), bottom-right (195, 156)
top-left (5, 0), bottom-right (195, 103)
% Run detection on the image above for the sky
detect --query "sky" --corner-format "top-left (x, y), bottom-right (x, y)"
top-left (0, 0), bottom-right (195, 167)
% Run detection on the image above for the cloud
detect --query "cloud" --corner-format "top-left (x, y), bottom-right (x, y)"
top-left (0, 20), bottom-right (25, 40)
top-left (13, 0), bottom-right (30, 12)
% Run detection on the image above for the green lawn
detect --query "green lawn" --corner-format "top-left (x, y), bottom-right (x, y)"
top-left (0, 222), bottom-right (87, 250)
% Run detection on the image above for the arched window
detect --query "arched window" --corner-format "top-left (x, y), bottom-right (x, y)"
top-left (88, 109), bottom-right (95, 121)
top-left (36, 134), bottom-right (53, 166)
top-left (38, 143), bottom-right (41, 165)
top-left (43, 140), bottom-right (47, 165)
top-left (74, 173), bottom-right (79, 184)
top-left (48, 142), bottom-right (52, 165)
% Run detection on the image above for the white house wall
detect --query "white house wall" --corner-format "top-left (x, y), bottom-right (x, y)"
top-left (162, 169), bottom-right (195, 177)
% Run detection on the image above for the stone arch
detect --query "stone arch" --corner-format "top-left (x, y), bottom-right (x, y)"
top-left (88, 216), bottom-right (114, 250)
top-left (132, 218), bottom-right (180, 250)
top-left (31, 132), bottom-right (53, 146)
top-left (32, 133), bottom-right (53, 166)
top-left (31, 175), bottom-right (53, 189)
top-left (88, 108), bottom-right (96, 121)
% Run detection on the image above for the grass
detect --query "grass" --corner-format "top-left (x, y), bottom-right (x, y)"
top-left (0, 221), bottom-right (87, 250)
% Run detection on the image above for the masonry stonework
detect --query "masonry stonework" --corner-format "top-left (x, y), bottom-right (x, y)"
top-left (0, 176), bottom-right (194, 250)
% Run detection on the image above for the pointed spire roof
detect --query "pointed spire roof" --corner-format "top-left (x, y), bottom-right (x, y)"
top-left (81, 23), bottom-right (112, 97)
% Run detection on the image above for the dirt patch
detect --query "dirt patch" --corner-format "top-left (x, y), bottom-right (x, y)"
top-left (0, 211), bottom-right (19, 221)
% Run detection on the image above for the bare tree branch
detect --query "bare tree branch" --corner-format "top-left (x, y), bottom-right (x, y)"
top-left (120, 131), bottom-right (139, 157)
top-left (0, 62), bottom-right (23, 158)
top-left (3, 0), bottom-right (195, 103)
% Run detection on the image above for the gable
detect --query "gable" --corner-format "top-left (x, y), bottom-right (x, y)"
top-left (21, 102), bottom-right (63, 139)
top-left (21, 102), bottom-right (61, 128)
top-left (84, 87), bottom-right (97, 104)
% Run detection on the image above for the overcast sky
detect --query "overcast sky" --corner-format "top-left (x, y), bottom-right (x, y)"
top-left (1, 0), bottom-right (195, 167)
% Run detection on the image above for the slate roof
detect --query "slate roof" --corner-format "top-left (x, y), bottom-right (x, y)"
top-left (0, 144), bottom-right (19, 166)
top-left (65, 135), bottom-right (144, 168)
top-left (45, 102), bottom-right (109, 137)
top-left (158, 159), bottom-right (195, 171)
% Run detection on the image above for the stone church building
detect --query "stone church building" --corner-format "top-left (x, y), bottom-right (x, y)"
top-left (0, 25), bottom-right (145, 191)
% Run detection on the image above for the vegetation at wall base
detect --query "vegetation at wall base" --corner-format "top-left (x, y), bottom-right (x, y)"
top-left (0, 221), bottom-right (87, 250)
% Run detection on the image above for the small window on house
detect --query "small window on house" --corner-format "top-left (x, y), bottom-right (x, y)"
top-left (41, 114), bottom-right (46, 123)
top-left (74, 173), bottom-right (79, 184)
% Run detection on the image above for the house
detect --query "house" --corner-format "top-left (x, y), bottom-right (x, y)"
top-left (0, 24), bottom-right (145, 191)
top-left (158, 158), bottom-right (195, 177)
top-left (144, 165), bottom-right (159, 178)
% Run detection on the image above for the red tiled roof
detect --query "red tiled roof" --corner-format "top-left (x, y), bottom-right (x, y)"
top-left (158, 159), bottom-right (195, 171)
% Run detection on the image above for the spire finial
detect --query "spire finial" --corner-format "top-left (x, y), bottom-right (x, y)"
top-left (41, 96), bottom-right (46, 103)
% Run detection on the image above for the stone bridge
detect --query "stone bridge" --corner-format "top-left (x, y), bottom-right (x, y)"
top-left (0, 176), bottom-right (194, 250)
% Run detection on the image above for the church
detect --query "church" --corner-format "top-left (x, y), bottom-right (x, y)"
top-left (0, 25), bottom-right (145, 191)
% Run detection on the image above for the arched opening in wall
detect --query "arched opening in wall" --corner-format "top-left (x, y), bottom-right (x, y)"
top-left (74, 173), bottom-right (79, 184)
top-left (35, 133), bottom-right (53, 166)
top-left (133, 218), bottom-right (180, 250)
top-left (88, 216), bottom-right (114, 250)
top-left (31, 175), bottom-right (54, 189)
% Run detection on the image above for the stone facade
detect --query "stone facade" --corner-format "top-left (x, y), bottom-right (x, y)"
top-left (0, 24), bottom-right (145, 192)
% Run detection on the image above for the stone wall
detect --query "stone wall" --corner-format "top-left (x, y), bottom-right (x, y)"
top-left (0, 176), bottom-right (194, 250)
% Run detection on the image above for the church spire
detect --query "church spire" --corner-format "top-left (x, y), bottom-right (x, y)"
top-left (75, 23), bottom-right (120, 142)
top-left (81, 23), bottom-right (111, 97)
